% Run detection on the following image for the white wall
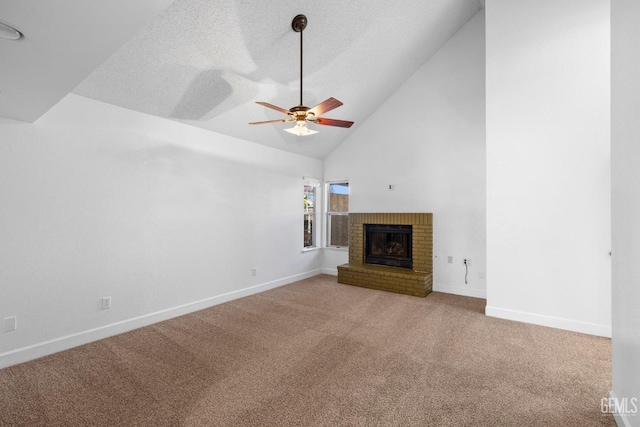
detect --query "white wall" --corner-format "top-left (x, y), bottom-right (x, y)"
top-left (611, 0), bottom-right (640, 425)
top-left (486, 0), bottom-right (611, 336)
top-left (322, 11), bottom-right (486, 298)
top-left (0, 94), bottom-right (323, 368)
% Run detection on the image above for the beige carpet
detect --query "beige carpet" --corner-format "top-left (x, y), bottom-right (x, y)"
top-left (0, 275), bottom-right (614, 426)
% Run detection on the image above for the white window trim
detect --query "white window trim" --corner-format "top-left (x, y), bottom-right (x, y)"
top-left (303, 177), bottom-right (321, 250)
top-left (325, 179), bottom-right (349, 249)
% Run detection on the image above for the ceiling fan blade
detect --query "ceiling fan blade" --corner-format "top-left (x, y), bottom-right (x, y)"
top-left (314, 117), bottom-right (354, 128)
top-left (308, 98), bottom-right (343, 116)
top-left (256, 101), bottom-right (290, 115)
top-left (249, 119), bottom-right (293, 125)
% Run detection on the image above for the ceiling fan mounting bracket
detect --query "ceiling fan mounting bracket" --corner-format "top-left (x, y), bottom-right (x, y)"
top-left (292, 15), bottom-right (307, 32)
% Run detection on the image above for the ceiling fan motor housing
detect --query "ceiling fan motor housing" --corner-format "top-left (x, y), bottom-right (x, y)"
top-left (289, 105), bottom-right (314, 122)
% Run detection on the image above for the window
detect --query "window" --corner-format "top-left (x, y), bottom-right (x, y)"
top-left (326, 181), bottom-right (349, 247)
top-left (303, 178), bottom-right (319, 249)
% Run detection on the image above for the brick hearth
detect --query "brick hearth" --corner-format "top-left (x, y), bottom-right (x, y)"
top-left (337, 213), bottom-right (433, 297)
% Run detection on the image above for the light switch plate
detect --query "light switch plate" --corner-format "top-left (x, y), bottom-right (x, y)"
top-left (4, 316), bottom-right (17, 332)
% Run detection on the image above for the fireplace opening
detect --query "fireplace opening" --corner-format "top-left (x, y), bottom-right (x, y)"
top-left (365, 224), bottom-right (413, 269)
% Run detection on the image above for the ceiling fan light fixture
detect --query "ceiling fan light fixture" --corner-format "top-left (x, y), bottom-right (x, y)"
top-left (284, 121), bottom-right (318, 136)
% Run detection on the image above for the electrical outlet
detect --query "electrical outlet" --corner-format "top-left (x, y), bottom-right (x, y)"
top-left (4, 316), bottom-right (17, 332)
top-left (463, 258), bottom-right (472, 266)
top-left (101, 297), bottom-right (112, 310)
top-left (252, 268), bottom-right (257, 276)
top-left (447, 256), bottom-right (453, 264)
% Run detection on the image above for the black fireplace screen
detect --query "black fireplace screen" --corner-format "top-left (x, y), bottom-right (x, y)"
top-left (365, 224), bottom-right (413, 269)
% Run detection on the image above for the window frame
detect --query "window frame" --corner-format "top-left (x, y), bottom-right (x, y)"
top-left (303, 177), bottom-right (320, 251)
top-left (325, 180), bottom-right (349, 249)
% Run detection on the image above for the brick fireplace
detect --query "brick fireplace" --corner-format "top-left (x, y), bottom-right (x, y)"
top-left (337, 213), bottom-right (433, 297)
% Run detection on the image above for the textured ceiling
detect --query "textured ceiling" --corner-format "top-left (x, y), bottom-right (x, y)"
top-left (0, 0), bottom-right (173, 122)
top-left (2, 1), bottom-right (483, 160)
top-left (74, 0), bottom-right (483, 159)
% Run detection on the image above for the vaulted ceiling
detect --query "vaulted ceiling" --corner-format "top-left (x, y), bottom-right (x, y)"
top-left (1, 0), bottom-right (483, 159)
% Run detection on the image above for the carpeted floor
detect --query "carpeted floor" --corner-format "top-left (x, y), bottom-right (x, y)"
top-left (0, 275), bottom-right (614, 426)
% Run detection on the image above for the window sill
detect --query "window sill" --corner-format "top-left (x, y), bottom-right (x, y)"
top-left (324, 246), bottom-right (349, 251)
top-left (302, 246), bottom-right (320, 252)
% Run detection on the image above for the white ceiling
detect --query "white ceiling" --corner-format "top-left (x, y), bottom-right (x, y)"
top-left (2, 0), bottom-right (483, 159)
top-left (0, 0), bottom-right (174, 122)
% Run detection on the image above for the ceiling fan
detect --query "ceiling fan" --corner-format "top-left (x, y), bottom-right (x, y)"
top-left (250, 14), bottom-right (354, 136)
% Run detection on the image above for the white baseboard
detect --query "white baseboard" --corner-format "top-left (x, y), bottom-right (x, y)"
top-left (609, 390), bottom-right (637, 427)
top-left (433, 283), bottom-right (486, 299)
top-left (485, 305), bottom-right (612, 338)
top-left (321, 267), bottom-right (338, 276)
top-left (0, 269), bottom-right (322, 369)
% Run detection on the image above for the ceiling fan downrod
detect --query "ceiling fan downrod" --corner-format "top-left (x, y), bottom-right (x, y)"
top-left (292, 14), bottom-right (307, 107)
